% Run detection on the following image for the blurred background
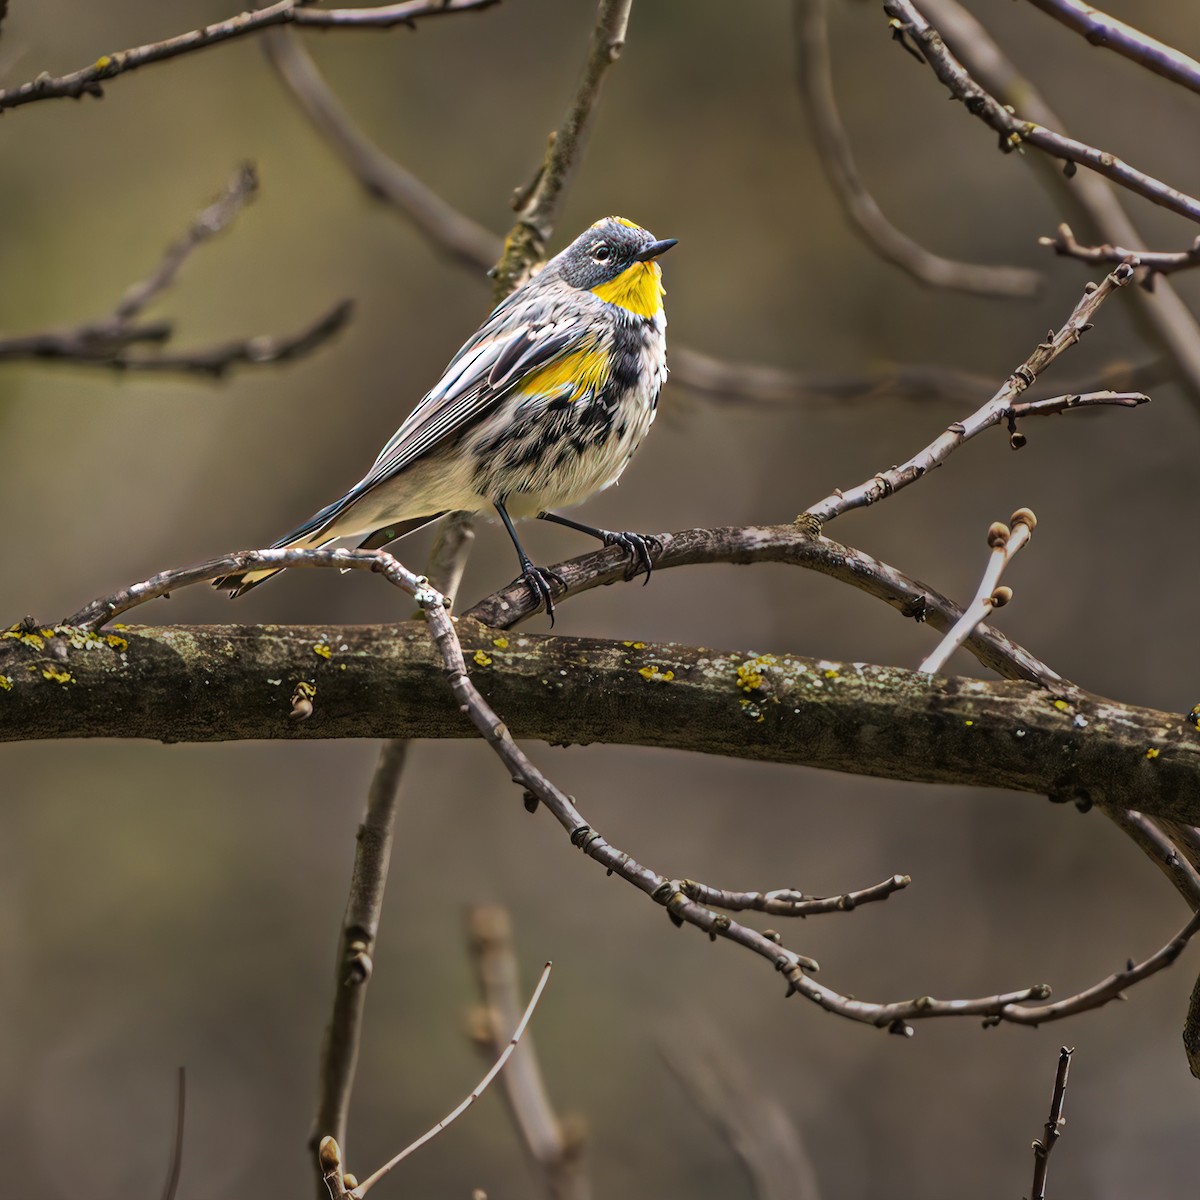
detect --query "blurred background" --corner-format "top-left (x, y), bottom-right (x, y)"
top-left (3, 0), bottom-right (1200, 1195)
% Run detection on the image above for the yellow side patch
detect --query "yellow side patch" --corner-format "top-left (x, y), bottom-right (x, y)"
top-left (590, 260), bottom-right (665, 319)
top-left (516, 344), bottom-right (611, 402)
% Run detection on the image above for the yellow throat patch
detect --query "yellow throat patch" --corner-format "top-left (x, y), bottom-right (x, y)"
top-left (590, 260), bottom-right (665, 320)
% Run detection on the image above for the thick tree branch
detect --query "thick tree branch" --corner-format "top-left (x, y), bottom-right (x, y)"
top-left (884, 0), bottom-right (1200, 224)
top-left (6, 618), bottom-right (1200, 824)
top-left (794, 0), bottom-right (1039, 298)
top-left (0, 0), bottom-right (498, 113)
top-left (1022, 0), bottom-right (1200, 98)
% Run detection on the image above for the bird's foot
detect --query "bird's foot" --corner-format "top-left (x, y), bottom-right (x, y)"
top-left (601, 530), bottom-right (661, 583)
top-left (517, 561), bottom-right (566, 625)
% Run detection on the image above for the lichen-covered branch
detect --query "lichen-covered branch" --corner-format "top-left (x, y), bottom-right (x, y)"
top-left (5, 618), bottom-right (1200, 824)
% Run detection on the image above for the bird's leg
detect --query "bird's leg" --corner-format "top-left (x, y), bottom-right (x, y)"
top-left (537, 511), bottom-right (660, 584)
top-left (495, 501), bottom-right (564, 624)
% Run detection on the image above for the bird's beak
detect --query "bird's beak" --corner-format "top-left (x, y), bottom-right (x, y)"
top-left (633, 238), bottom-right (678, 262)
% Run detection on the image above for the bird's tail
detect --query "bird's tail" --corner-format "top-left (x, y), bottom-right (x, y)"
top-left (212, 495), bottom-right (350, 598)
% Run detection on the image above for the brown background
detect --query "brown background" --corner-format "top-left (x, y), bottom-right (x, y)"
top-left (3, 1), bottom-right (1200, 1196)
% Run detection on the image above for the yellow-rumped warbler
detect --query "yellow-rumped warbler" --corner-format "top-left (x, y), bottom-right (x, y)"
top-left (215, 216), bottom-right (675, 619)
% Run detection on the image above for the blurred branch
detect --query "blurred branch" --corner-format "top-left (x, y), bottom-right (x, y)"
top-left (1040, 221), bottom-right (1200, 279)
top-left (661, 1024), bottom-right (822, 1200)
top-left (1028, 1047), bottom-right (1072, 1200)
top-left (491, 0), bottom-right (634, 299)
top-left (793, 0), bottom-right (1039, 298)
top-left (466, 907), bottom-right (589, 1200)
top-left (1022, 0), bottom-right (1200, 97)
top-left (680, 872), bottom-right (910, 917)
top-left (0, 165), bottom-right (352, 378)
top-left (884, 0), bottom-right (1200, 224)
top-left (160, 1067), bottom-right (186, 1200)
top-left (917, 508), bottom-right (1035, 676)
top-left (261, 29), bottom-right (501, 273)
top-left (915, 0), bottom-right (1200, 407)
top-left (463, 524), bottom-right (1062, 686)
top-left (0, 0), bottom-right (498, 113)
top-left (802, 263), bottom-right (1138, 524)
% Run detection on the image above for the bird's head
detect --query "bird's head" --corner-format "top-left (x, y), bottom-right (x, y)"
top-left (551, 216), bottom-right (677, 318)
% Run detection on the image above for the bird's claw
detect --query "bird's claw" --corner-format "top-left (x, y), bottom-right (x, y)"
top-left (518, 563), bottom-right (565, 625)
top-left (602, 530), bottom-right (661, 584)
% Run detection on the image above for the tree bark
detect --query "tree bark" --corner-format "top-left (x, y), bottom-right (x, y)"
top-left (3, 620), bottom-right (1196, 823)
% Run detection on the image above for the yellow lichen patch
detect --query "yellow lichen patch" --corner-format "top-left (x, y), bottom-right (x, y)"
top-left (638, 665), bottom-right (674, 683)
top-left (105, 634), bottom-right (128, 651)
top-left (1146, 747), bottom-right (1160, 760)
top-left (2, 629), bottom-right (44, 650)
top-left (492, 636), bottom-right (510, 650)
top-left (1189, 704), bottom-right (1200, 729)
top-left (0, 675), bottom-right (11, 691)
top-left (41, 665), bottom-right (73, 684)
top-left (622, 640), bottom-right (647, 650)
top-left (964, 719), bottom-right (974, 727)
top-left (823, 668), bottom-right (840, 680)
top-left (736, 654), bottom-right (777, 693)
top-left (1053, 699), bottom-right (1069, 711)
top-left (312, 643), bottom-right (333, 660)
top-left (739, 698), bottom-right (766, 723)
top-left (473, 649), bottom-right (493, 668)
top-left (94, 55), bottom-right (112, 71)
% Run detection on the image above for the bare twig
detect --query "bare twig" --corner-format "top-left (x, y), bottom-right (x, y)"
top-left (1029, 1047), bottom-right (1073, 1200)
top-left (261, 30), bottom-right (500, 273)
top-left (918, 509), bottom-right (1036, 676)
top-left (0, 0), bottom-right (499, 113)
top-left (1040, 221), bottom-right (1200, 278)
top-left (160, 1067), bottom-right (186, 1200)
top-left (885, 0), bottom-right (1200, 224)
top-left (1022, 0), bottom-right (1200, 98)
top-left (320, 962), bottom-right (554, 1199)
top-left (467, 907), bottom-right (589, 1200)
top-left (916, 0), bottom-right (1200, 407)
top-left (802, 264), bottom-right (1137, 525)
top-left (794, 0), bottom-right (1038, 298)
top-left (491, 0), bottom-right (634, 298)
top-left (661, 1023), bottom-right (822, 1200)
top-left (0, 166), bottom-right (352, 378)
top-left (679, 873), bottom-right (910, 917)
top-left (1007, 389), bottom-right (1148, 420)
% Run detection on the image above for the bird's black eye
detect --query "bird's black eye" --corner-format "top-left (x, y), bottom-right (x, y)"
top-left (592, 243), bottom-right (612, 263)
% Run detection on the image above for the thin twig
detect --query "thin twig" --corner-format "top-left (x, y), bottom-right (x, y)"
top-left (918, 509), bottom-right (1036, 675)
top-left (802, 264), bottom-right (1137, 525)
top-left (1022, 0), bottom-right (1200, 98)
top-left (467, 907), bottom-right (589, 1200)
top-left (340, 962), bottom-right (554, 1199)
top-left (1040, 221), bottom-right (1200, 278)
top-left (679, 873), bottom-right (910, 917)
top-left (884, 0), bottom-right (1200, 224)
top-left (1029, 1047), bottom-right (1073, 1200)
top-left (794, 0), bottom-right (1038, 297)
top-left (1006, 389), bottom-right (1148, 419)
top-left (310, 514), bottom-right (476, 1198)
top-left (491, 0), bottom-right (634, 299)
top-left (160, 1067), bottom-right (186, 1200)
top-left (916, 0), bottom-right (1200, 407)
top-left (0, 166), bottom-right (352, 378)
top-left (0, 0), bottom-right (499, 112)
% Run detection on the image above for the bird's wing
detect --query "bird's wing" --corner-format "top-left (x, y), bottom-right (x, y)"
top-left (354, 291), bottom-right (594, 494)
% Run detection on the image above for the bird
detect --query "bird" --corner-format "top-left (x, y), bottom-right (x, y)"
top-left (213, 216), bottom-right (676, 621)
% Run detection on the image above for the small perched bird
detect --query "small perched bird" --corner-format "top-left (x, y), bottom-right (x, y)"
top-left (214, 216), bottom-right (676, 620)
